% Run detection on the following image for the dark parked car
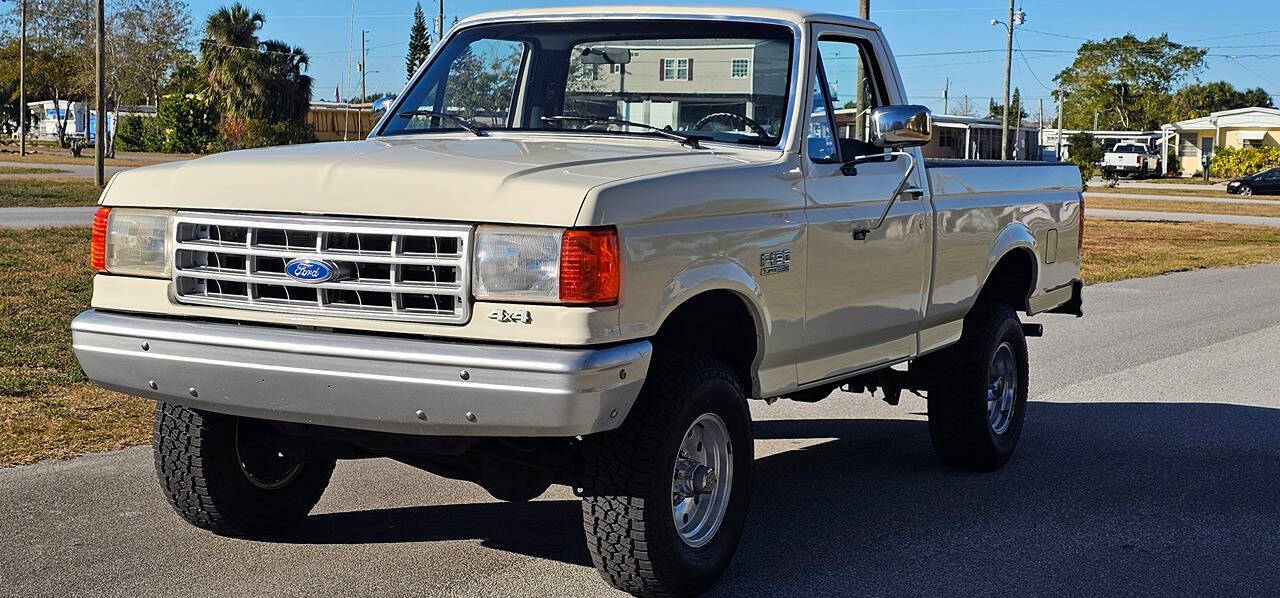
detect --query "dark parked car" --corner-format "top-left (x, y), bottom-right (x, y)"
top-left (1227, 167), bottom-right (1280, 196)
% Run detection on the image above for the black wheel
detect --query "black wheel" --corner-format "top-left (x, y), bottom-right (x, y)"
top-left (580, 356), bottom-right (752, 597)
top-left (153, 402), bottom-right (335, 536)
top-left (926, 302), bottom-right (1029, 471)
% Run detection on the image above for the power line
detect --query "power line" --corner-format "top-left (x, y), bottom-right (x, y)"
top-left (1188, 29), bottom-right (1280, 43)
top-left (1227, 56), bottom-right (1280, 90)
top-left (1014, 35), bottom-right (1054, 91)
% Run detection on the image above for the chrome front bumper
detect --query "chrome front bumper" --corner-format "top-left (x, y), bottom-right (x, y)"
top-left (71, 310), bottom-right (652, 437)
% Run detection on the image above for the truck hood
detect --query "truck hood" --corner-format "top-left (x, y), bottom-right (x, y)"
top-left (104, 135), bottom-right (763, 226)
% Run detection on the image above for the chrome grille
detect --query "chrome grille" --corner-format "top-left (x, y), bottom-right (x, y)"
top-left (172, 212), bottom-right (471, 324)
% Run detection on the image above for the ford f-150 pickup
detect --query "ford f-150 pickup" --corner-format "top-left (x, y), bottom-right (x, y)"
top-left (72, 6), bottom-right (1084, 596)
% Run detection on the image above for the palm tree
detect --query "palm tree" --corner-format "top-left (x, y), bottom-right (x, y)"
top-left (199, 3), bottom-right (266, 117)
top-left (258, 40), bottom-right (312, 124)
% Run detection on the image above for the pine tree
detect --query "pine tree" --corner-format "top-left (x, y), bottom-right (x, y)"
top-left (406, 2), bottom-right (431, 80)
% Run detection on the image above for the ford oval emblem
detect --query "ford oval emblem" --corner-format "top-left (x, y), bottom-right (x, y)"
top-left (284, 258), bottom-right (337, 283)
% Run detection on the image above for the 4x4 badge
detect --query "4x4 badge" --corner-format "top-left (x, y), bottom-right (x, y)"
top-left (488, 309), bottom-right (533, 324)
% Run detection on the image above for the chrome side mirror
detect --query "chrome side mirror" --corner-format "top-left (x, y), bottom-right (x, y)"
top-left (871, 105), bottom-right (933, 149)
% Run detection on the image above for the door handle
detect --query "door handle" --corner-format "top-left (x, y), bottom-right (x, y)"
top-left (899, 186), bottom-right (925, 200)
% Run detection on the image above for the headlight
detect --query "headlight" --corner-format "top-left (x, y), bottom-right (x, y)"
top-left (91, 207), bottom-right (173, 278)
top-left (473, 225), bottom-right (620, 305)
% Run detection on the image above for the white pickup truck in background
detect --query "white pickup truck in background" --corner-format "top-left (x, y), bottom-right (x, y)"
top-left (1102, 141), bottom-right (1161, 178)
top-left (72, 6), bottom-right (1085, 596)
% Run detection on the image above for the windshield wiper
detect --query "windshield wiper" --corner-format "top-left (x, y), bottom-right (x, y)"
top-left (396, 110), bottom-right (487, 137)
top-left (541, 116), bottom-right (701, 149)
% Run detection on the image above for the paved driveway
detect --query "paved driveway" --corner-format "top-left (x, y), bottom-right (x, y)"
top-left (2, 264), bottom-right (1279, 596)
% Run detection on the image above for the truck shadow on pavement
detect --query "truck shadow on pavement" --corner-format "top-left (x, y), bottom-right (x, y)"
top-left (277, 401), bottom-right (1280, 595)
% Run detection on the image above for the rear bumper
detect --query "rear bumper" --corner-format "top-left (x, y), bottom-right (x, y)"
top-left (71, 310), bottom-right (652, 437)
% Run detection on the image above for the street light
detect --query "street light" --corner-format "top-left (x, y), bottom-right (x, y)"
top-left (992, 4), bottom-right (1026, 160)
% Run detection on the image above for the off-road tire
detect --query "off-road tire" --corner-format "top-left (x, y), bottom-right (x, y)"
top-left (926, 301), bottom-right (1029, 471)
top-left (153, 402), bottom-right (335, 536)
top-left (580, 356), bottom-right (753, 597)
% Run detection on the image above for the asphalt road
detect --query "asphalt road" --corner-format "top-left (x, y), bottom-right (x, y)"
top-left (0, 206), bottom-right (98, 228)
top-left (4, 264), bottom-right (1280, 597)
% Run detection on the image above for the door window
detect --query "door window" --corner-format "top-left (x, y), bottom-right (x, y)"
top-left (817, 39), bottom-right (884, 160)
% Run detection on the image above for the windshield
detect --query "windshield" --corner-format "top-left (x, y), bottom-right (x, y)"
top-left (378, 20), bottom-right (795, 147)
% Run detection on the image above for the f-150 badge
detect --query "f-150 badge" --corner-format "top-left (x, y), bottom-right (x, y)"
top-left (760, 250), bottom-right (791, 275)
top-left (489, 309), bottom-right (533, 324)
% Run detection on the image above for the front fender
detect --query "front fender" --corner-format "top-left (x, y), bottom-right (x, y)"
top-left (654, 259), bottom-right (771, 337)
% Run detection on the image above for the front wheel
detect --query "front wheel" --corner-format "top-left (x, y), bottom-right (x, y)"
top-left (1240, 185), bottom-right (1253, 197)
top-left (925, 302), bottom-right (1030, 471)
top-left (153, 403), bottom-right (335, 536)
top-left (580, 356), bottom-right (753, 597)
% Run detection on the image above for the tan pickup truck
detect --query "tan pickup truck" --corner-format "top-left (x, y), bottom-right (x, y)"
top-left (73, 6), bottom-right (1083, 596)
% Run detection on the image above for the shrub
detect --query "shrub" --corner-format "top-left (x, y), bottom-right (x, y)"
top-left (114, 116), bottom-right (148, 151)
top-left (1066, 132), bottom-right (1104, 188)
top-left (1209, 146), bottom-right (1280, 178)
top-left (155, 94), bottom-right (218, 154)
top-left (213, 116), bottom-right (315, 151)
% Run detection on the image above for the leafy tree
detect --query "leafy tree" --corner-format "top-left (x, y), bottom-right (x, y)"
top-left (1066, 132), bottom-right (1103, 188)
top-left (406, 2), bottom-right (431, 80)
top-left (1168, 81), bottom-right (1273, 122)
top-left (111, 0), bottom-right (193, 105)
top-left (1055, 34), bottom-right (1206, 130)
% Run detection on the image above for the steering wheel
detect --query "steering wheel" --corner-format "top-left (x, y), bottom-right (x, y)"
top-left (692, 112), bottom-right (771, 140)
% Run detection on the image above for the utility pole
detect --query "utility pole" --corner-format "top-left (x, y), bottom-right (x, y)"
top-left (1038, 97), bottom-right (1044, 159)
top-left (19, 0), bottom-right (26, 156)
top-left (943, 78), bottom-right (949, 115)
top-left (360, 29), bottom-right (368, 103)
top-left (858, 0), bottom-right (869, 19)
top-left (436, 0), bottom-right (444, 41)
top-left (1055, 88), bottom-right (1065, 161)
top-left (95, 0), bottom-right (106, 187)
top-left (998, 0), bottom-right (1015, 160)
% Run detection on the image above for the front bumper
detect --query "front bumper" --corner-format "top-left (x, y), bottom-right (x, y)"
top-left (71, 310), bottom-right (652, 437)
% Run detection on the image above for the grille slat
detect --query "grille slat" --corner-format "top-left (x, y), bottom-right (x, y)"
top-left (173, 213), bottom-right (471, 324)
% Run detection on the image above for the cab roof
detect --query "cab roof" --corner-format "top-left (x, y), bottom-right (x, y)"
top-left (458, 5), bottom-right (878, 31)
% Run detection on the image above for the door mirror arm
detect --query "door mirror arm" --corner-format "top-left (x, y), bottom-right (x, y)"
top-left (851, 151), bottom-right (917, 240)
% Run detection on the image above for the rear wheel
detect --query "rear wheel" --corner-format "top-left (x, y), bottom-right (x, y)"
top-left (926, 302), bottom-right (1029, 471)
top-left (580, 356), bottom-right (752, 597)
top-left (153, 403), bottom-right (335, 536)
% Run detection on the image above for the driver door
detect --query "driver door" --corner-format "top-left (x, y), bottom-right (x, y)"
top-left (797, 28), bottom-right (933, 385)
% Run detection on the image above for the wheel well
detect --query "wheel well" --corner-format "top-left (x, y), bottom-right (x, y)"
top-left (978, 249), bottom-right (1036, 312)
top-left (653, 290), bottom-right (759, 395)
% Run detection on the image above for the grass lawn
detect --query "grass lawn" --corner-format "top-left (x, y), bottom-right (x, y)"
top-left (1086, 197), bottom-right (1280, 218)
top-left (0, 166), bottom-right (72, 175)
top-left (0, 177), bottom-right (103, 207)
top-left (1085, 186), bottom-right (1237, 200)
top-left (1082, 218), bottom-right (1280, 283)
top-left (0, 228), bottom-right (151, 466)
top-left (2, 220), bottom-right (1279, 466)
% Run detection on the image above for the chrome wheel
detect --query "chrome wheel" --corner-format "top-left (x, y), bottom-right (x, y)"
top-left (671, 413), bottom-right (734, 548)
top-left (234, 419), bottom-right (303, 490)
top-left (987, 342), bottom-right (1018, 435)
top-left (1241, 185), bottom-right (1253, 197)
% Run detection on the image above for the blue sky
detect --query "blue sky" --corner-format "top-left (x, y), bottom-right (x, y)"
top-left (185, 0), bottom-right (1280, 113)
